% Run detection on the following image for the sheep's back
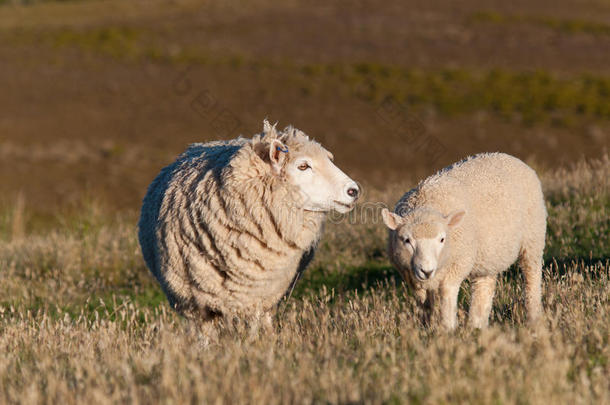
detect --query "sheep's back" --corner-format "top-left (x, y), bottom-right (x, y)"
top-left (138, 139), bottom-right (248, 313)
top-left (138, 139), bottom-right (323, 317)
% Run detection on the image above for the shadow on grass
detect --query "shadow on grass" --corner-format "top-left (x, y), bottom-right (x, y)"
top-left (487, 257), bottom-right (609, 289)
top-left (290, 254), bottom-right (609, 305)
top-left (0, 286), bottom-right (170, 324)
top-left (292, 262), bottom-right (403, 300)
top-left (5, 257), bottom-right (604, 323)
top-left (546, 256), bottom-right (609, 270)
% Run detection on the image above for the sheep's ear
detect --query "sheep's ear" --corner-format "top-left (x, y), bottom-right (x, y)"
top-left (381, 208), bottom-right (404, 231)
top-left (269, 139), bottom-right (288, 173)
top-left (446, 210), bottom-right (466, 227)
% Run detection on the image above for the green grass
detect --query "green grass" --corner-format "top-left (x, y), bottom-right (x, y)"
top-left (9, 24), bottom-right (610, 127)
top-left (325, 66), bottom-right (610, 126)
top-left (469, 11), bottom-right (610, 37)
top-left (293, 263), bottom-right (401, 300)
top-left (543, 155), bottom-right (610, 261)
top-left (49, 26), bottom-right (141, 58)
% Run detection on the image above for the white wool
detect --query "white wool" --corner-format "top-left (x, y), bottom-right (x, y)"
top-left (138, 121), bottom-right (359, 323)
top-left (383, 153), bottom-right (547, 330)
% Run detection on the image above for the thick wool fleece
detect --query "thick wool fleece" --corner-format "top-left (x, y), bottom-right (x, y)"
top-left (138, 128), bottom-right (326, 321)
top-left (389, 152), bottom-right (547, 329)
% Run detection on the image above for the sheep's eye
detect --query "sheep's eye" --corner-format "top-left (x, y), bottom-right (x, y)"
top-left (440, 237), bottom-right (445, 243)
top-left (298, 163), bottom-right (310, 171)
top-left (403, 237), bottom-right (411, 245)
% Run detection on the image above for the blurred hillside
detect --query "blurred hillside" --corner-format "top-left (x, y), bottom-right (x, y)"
top-left (1, 0), bottom-right (609, 225)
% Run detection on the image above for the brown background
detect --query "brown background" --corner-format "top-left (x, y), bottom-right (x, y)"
top-left (1, 0), bottom-right (608, 224)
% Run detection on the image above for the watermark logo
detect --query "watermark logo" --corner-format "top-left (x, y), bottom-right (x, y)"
top-left (172, 66), bottom-right (242, 138)
top-left (376, 98), bottom-right (447, 164)
top-left (169, 66), bottom-right (446, 226)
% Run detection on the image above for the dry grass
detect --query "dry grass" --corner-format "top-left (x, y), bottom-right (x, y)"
top-left (0, 156), bottom-right (608, 404)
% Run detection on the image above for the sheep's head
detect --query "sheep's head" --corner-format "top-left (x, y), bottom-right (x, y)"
top-left (256, 120), bottom-right (360, 214)
top-left (382, 208), bottom-right (465, 282)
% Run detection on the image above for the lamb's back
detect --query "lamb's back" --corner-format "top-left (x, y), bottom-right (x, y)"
top-left (423, 153), bottom-right (544, 274)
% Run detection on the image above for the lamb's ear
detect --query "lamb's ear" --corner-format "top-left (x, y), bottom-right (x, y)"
top-left (269, 139), bottom-right (288, 174)
top-left (446, 210), bottom-right (466, 227)
top-left (381, 208), bottom-right (404, 231)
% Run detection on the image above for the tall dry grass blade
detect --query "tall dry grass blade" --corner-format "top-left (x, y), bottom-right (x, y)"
top-left (10, 191), bottom-right (25, 241)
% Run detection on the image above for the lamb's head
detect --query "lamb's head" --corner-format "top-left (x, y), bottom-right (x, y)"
top-left (256, 121), bottom-right (360, 214)
top-left (382, 207), bottom-right (465, 282)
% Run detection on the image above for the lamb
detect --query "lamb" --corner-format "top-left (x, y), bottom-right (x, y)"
top-left (381, 153), bottom-right (546, 330)
top-left (138, 120), bottom-right (359, 325)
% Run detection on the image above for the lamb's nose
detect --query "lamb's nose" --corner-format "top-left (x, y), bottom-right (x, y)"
top-left (347, 185), bottom-right (360, 200)
top-left (421, 269), bottom-right (433, 279)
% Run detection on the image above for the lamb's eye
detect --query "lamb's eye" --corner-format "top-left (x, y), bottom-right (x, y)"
top-left (403, 237), bottom-right (411, 245)
top-left (298, 163), bottom-right (310, 171)
top-left (440, 237), bottom-right (445, 243)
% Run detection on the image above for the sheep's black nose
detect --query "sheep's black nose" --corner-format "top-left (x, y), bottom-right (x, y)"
top-left (347, 187), bottom-right (359, 199)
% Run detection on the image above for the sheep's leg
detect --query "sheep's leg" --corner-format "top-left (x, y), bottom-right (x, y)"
top-left (468, 275), bottom-right (497, 329)
top-left (520, 247), bottom-right (543, 326)
top-left (246, 309), bottom-right (274, 335)
top-left (187, 318), bottom-right (220, 347)
top-left (439, 282), bottom-right (461, 330)
top-left (261, 311), bottom-right (274, 332)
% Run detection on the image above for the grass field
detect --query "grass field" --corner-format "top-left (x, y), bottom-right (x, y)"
top-left (0, 155), bottom-right (608, 404)
top-left (1, 0), bottom-right (609, 403)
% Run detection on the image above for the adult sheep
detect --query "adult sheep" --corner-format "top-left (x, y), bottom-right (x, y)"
top-left (381, 153), bottom-right (546, 330)
top-left (138, 120), bottom-right (359, 325)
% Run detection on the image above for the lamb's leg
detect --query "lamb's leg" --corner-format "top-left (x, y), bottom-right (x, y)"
top-left (415, 288), bottom-right (434, 327)
top-left (439, 282), bottom-right (461, 330)
top-left (468, 275), bottom-right (497, 329)
top-left (520, 246), bottom-right (543, 326)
